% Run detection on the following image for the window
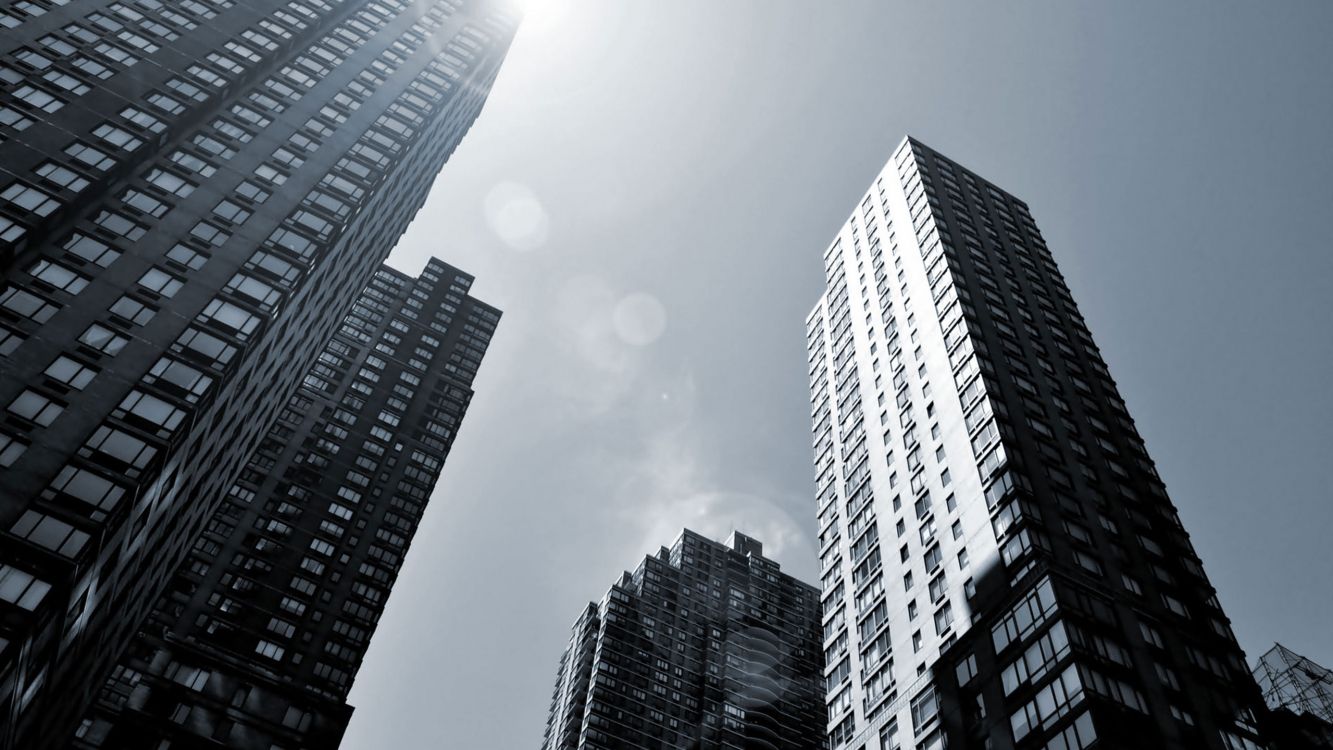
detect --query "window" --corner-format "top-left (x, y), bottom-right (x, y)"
top-left (109, 295), bottom-right (155, 325)
top-left (993, 578), bottom-right (1058, 653)
top-left (165, 243), bottom-right (208, 270)
top-left (254, 640), bottom-right (285, 660)
top-left (118, 390), bottom-right (185, 433)
top-left (8, 389), bottom-right (63, 426)
top-left (12, 85), bottom-right (64, 113)
top-left (144, 168), bottom-right (195, 197)
top-left (0, 431), bottom-right (27, 466)
top-left (1009, 665), bottom-right (1084, 742)
top-left (82, 425), bottom-right (157, 472)
top-left (923, 544), bottom-right (942, 571)
top-left (29, 260), bottom-right (88, 293)
top-left (93, 210), bottom-right (146, 240)
top-left (282, 707), bottom-right (312, 732)
top-left (138, 268), bottom-right (184, 297)
top-left (45, 466), bottom-right (126, 514)
top-left (44, 356), bottom-right (97, 389)
top-left (0, 565), bottom-right (51, 611)
top-left (79, 323), bottom-right (129, 354)
top-left (92, 123), bottom-right (142, 150)
top-left (1, 286), bottom-right (59, 323)
top-left (212, 199), bottom-right (250, 224)
top-left (1001, 621), bottom-right (1071, 696)
top-left (11, 510), bottom-right (89, 557)
top-left (64, 233), bottom-right (119, 267)
top-left (144, 357), bottom-right (213, 401)
top-left (176, 327), bottom-right (238, 369)
top-left (955, 654), bottom-right (978, 686)
top-left (198, 298), bottom-right (259, 336)
top-left (120, 189), bottom-right (168, 217)
top-left (910, 684), bottom-right (939, 731)
top-left (65, 141), bottom-right (116, 171)
top-left (34, 162), bottom-right (90, 192)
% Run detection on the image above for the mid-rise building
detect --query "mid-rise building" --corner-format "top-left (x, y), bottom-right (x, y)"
top-left (0, 2), bottom-right (516, 746)
top-left (542, 530), bottom-right (825, 750)
top-left (806, 136), bottom-right (1269, 750)
top-left (1253, 644), bottom-right (1333, 749)
top-left (70, 259), bottom-right (498, 749)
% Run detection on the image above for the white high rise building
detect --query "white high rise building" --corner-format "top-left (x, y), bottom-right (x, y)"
top-left (806, 136), bottom-right (1268, 750)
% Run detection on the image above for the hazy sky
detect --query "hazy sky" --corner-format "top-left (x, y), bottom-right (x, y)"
top-left (341, 2), bottom-right (1333, 746)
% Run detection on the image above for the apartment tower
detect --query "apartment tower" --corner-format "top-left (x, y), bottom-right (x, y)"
top-left (806, 136), bottom-right (1268, 750)
top-left (542, 530), bottom-right (825, 750)
top-left (0, 2), bottom-right (516, 747)
top-left (71, 259), bottom-right (497, 748)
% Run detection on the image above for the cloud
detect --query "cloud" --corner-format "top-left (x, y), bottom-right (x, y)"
top-left (603, 374), bottom-right (815, 572)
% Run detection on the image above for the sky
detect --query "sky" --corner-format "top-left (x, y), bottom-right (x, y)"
top-left (342, 2), bottom-right (1333, 747)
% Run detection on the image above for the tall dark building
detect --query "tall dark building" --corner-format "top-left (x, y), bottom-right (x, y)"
top-left (70, 258), bottom-right (498, 748)
top-left (806, 136), bottom-right (1268, 750)
top-left (541, 530), bottom-right (825, 750)
top-left (0, 2), bottom-right (516, 747)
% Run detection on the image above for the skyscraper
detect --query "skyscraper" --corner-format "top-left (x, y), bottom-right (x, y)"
top-left (0, 3), bottom-right (516, 747)
top-left (806, 136), bottom-right (1268, 750)
top-left (70, 258), bottom-right (497, 749)
top-left (542, 530), bottom-right (825, 750)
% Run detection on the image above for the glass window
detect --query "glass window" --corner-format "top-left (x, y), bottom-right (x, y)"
top-left (45, 465), bottom-right (126, 514)
top-left (8, 389), bottom-right (63, 426)
top-left (0, 285), bottom-right (59, 323)
top-left (0, 564), bottom-right (51, 611)
top-left (0, 431), bottom-right (27, 466)
top-left (28, 260), bottom-right (88, 293)
top-left (118, 389), bottom-right (185, 433)
top-left (109, 295), bottom-right (155, 325)
top-left (44, 356), bottom-right (97, 389)
top-left (138, 268), bottom-right (184, 297)
top-left (63, 233), bottom-right (119, 267)
top-left (82, 424), bottom-right (157, 471)
top-left (79, 323), bottom-right (129, 354)
top-left (11, 510), bottom-right (89, 557)
top-left (34, 162), bottom-right (90, 192)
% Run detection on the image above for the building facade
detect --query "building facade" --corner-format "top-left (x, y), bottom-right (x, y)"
top-left (70, 259), bottom-right (498, 748)
top-left (0, 2), bottom-right (516, 747)
top-left (806, 136), bottom-right (1268, 750)
top-left (1253, 644), bottom-right (1333, 750)
top-left (542, 530), bottom-right (825, 750)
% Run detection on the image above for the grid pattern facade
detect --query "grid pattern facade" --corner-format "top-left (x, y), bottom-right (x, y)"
top-left (69, 259), bottom-right (497, 749)
top-left (542, 530), bottom-right (825, 750)
top-left (807, 136), bottom-right (1268, 750)
top-left (0, 3), bottom-right (515, 747)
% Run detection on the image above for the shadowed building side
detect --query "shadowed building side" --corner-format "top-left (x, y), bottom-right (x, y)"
top-left (72, 259), bottom-right (498, 749)
top-left (0, 2), bottom-right (517, 747)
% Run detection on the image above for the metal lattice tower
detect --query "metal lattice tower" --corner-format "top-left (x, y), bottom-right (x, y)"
top-left (1254, 643), bottom-right (1333, 724)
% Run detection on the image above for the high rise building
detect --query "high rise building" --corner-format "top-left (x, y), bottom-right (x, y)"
top-left (1253, 644), bottom-right (1333, 749)
top-left (69, 258), bottom-right (498, 749)
top-left (806, 136), bottom-right (1269, 750)
top-left (0, 2), bottom-right (516, 747)
top-left (542, 530), bottom-right (825, 750)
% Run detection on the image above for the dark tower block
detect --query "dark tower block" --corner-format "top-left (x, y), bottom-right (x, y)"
top-left (542, 530), bottom-right (826, 750)
top-left (75, 259), bottom-right (498, 749)
top-left (0, 2), bottom-right (517, 746)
